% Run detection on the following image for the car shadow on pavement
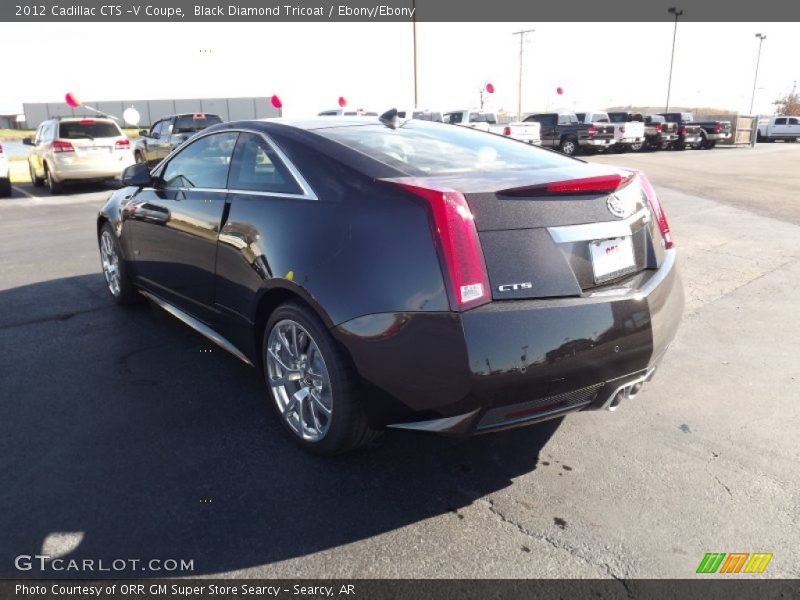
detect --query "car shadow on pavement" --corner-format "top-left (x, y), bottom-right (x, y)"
top-left (0, 274), bottom-right (561, 578)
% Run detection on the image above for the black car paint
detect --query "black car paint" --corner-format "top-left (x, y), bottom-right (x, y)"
top-left (100, 119), bottom-right (683, 432)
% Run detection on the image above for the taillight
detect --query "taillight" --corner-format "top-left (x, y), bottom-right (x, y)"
top-left (79, 119), bottom-right (95, 125)
top-left (503, 126), bottom-right (511, 136)
top-left (635, 172), bottom-right (673, 249)
top-left (713, 123), bottom-right (721, 133)
top-left (655, 123), bottom-right (663, 133)
top-left (52, 140), bottom-right (75, 153)
top-left (680, 126), bottom-right (687, 136)
top-left (588, 125), bottom-right (597, 136)
top-left (388, 180), bottom-right (490, 311)
top-left (115, 139), bottom-right (131, 150)
top-left (0, 142), bottom-right (4, 155)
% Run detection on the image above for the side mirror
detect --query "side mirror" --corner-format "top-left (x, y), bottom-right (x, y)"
top-left (22, 138), bottom-right (33, 146)
top-left (151, 132), bottom-right (160, 140)
top-left (121, 163), bottom-right (153, 188)
top-left (138, 130), bottom-right (149, 137)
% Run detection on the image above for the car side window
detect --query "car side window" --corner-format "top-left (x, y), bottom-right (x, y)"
top-left (228, 132), bottom-right (303, 195)
top-left (446, 113), bottom-right (463, 124)
top-left (788, 118), bottom-right (799, 126)
top-left (774, 118), bottom-right (787, 125)
top-left (161, 132), bottom-right (239, 190)
top-left (150, 121), bottom-right (162, 137)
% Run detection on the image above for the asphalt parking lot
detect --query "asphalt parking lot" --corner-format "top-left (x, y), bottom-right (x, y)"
top-left (1, 144), bottom-right (798, 579)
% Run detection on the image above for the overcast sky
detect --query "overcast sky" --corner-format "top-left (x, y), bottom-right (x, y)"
top-left (0, 22), bottom-right (796, 118)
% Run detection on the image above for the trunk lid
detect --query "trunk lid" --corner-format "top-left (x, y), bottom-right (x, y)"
top-left (414, 165), bottom-right (662, 300)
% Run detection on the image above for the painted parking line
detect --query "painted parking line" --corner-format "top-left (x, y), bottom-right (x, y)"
top-left (12, 186), bottom-right (39, 199)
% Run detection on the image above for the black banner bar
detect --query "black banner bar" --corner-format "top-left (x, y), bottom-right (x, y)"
top-left (3, 0), bottom-right (800, 22)
top-left (4, 580), bottom-right (800, 600)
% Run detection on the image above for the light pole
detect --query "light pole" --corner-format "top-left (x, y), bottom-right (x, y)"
top-left (512, 28), bottom-right (535, 122)
top-left (665, 7), bottom-right (683, 112)
top-left (750, 33), bottom-right (767, 114)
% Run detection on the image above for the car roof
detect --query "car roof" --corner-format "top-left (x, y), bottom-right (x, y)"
top-left (51, 117), bottom-right (118, 123)
top-left (156, 113), bottom-right (222, 119)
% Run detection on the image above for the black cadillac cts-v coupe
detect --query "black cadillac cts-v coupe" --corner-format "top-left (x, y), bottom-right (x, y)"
top-left (98, 114), bottom-right (683, 454)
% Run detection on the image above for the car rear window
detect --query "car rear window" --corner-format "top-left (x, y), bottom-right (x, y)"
top-left (59, 120), bottom-right (121, 139)
top-left (173, 114), bottom-right (223, 133)
top-left (315, 121), bottom-right (576, 176)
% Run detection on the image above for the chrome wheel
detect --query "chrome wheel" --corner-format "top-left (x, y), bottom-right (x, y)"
top-left (266, 319), bottom-right (333, 442)
top-left (100, 230), bottom-right (121, 296)
top-left (561, 140), bottom-right (576, 155)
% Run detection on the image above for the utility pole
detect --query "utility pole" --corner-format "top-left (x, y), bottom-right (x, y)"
top-left (750, 33), bottom-right (767, 114)
top-left (665, 7), bottom-right (683, 112)
top-left (512, 28), bottom-right (535, 122)
top-left (412, 0), bottom-right (418, 108)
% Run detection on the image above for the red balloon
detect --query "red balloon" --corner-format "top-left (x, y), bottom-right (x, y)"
top-left (556, 87), bottom-right (564, 95)
top-left (270, 95), bottom-right (282, 109)
top-left (338, 96), bottom-right (347, 108)
top-left (485, 83), bottom-right (495, 94)
top-left (65, 92), bottom-right (80, 108)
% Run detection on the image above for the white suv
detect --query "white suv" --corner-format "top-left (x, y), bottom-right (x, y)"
top-left (0, 142), bottom-right (10, 197)
top-left (25, 117), bottom-right (135, 193)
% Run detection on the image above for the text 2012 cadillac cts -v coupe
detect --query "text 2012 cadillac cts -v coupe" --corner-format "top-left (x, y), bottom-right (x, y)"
top-left (97, 114), bottom-right (683, 455)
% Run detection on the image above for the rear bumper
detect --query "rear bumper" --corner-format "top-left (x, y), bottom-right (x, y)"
top-left (682, 135), bottom-right (701, 144)
top-left (618, 137), bottom-right (646, 145)
top-left (706, 132), bottom-right (731, 140)
top-left (50, 152), bottom-right (135, 182)
top-left (335, 249), bottom-right (683, 434)
top-left (581, 138), bottom-right (615, 147)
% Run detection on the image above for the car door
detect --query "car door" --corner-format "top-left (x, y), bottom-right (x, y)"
top-left (141, 120), bottom-right (162, 161)
top-left (126, 131), bottom-right (239, 320)
top-left (153, 119), bottom-right (174, 160)
top-left (531, 115), bottom-right (557, 147)
top-left (772, 117), bottom-right (787, 137)
top-left (29, 122), bottom-right (47, 177)
top-left (214, 131), bottom-right (317, 345)
top-left (786, 117), bottom-right (800, 139)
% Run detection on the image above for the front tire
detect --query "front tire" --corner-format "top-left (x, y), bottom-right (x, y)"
top-left (29, 162), bottom-right (44, 187)
top-left (98, 223), bottom-right (139, 305)
top-left (263, 301), bottom-right (379, 455)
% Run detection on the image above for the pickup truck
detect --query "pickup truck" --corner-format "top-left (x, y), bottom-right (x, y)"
top-left (607, 111), bottom-right (647, 151)
top-left (643, 115), bottom-right (679, 150)
top-left (691, 118), bottom-right (733, 149)
top-left (575, 110), bottom-right (645, 153)
top-left (523, 112), bottom-right (614, 155)
top-left (656, 112), bottom-right (703, 150)
top-left (757, 116), bottom-right (800, 143)
top-left (444, 109), bottom-right (541, 145)
top-left (134, 113), bottom-right (223, 165)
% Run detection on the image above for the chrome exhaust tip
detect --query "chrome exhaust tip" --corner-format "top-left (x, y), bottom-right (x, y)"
top-left (627, 382), bottom-right (644, 400)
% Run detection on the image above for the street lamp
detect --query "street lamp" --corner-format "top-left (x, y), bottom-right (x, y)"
top-left (512, 28), bottom-right (535, 122)
top-left (750, 33), bottom-right (767, 115)
top-left (665, 7), bottom-right (683, 112)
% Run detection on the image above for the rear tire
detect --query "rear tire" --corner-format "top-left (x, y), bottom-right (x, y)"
top-left (559, 136), bottom-right (578, 156)
top-left (263, 301), bottom-right (379, 455)
top-left (45, 165), bottom-right (62, 194)
top-left (0, 177), bottom-right (11, 198)
top-left (630, 141), bottom-right (645, 152)
top-left (98, 223), bottom-right (140, 305)
top-left (692, 133), bottom-right (707, 150)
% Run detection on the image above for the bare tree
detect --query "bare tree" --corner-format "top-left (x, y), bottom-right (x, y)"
top-left (773, 92), bottom-right (800, 116)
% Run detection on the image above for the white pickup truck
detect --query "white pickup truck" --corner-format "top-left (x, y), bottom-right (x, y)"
top-left (576, 110), bottom-right (645, 152)
top-left (757, 116), bottom-right (800, 143)
top-left (0, 142), bottom-right (11, 197)
top-left (444, 108), bottom-right (541, 145)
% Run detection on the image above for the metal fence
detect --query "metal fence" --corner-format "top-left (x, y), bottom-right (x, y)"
top-left (22, 97), bottom-right (281, 129)
top-left (704, 114), bottom-right (759, 147)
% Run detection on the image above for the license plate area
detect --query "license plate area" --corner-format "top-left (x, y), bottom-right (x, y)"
top-left (589, 236), bottom-right (636, 284)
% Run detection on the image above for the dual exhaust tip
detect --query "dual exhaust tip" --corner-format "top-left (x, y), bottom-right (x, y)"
top-left (605, 368), bottom-right (656, 411)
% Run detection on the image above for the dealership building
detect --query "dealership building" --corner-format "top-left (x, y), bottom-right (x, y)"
top-left (22, 96), bottom-right (281, 129)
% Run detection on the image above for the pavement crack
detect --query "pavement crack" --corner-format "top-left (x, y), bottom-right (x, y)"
top-left (481, 497), bottom-right (631, 580)
top-left (0, 305), bottom-right (111, 331)
top-left (704, 452), bottom-right (733, 498)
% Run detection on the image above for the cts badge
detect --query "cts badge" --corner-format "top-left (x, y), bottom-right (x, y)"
top-left (498, 282), bottom-right (533, 292)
